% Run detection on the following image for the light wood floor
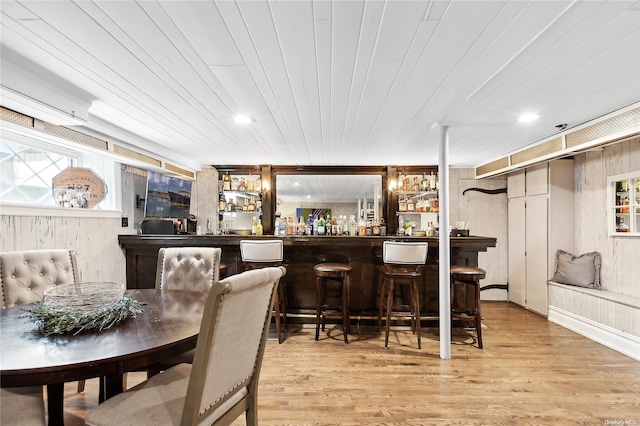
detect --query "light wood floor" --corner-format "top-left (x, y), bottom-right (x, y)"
top-left (57, 302), bottom-right (639, 425)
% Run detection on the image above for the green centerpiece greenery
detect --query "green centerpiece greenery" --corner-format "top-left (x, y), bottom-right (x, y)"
top-left (24, 295), bottom-right (144, 336)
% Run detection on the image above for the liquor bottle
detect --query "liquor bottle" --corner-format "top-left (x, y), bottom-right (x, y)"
top-left (307, 214), bottom-right (314, 235)
top-left (358, 216), bottom-right (366, 236)
top-left (252, 216), bottom-right (258, 235)
top-left (411, 177), bottom-right (420, 192)
top-left (348, 215), bottom-right (357, 236)
top-left (317, 216), bottom-right (326, 236)
top-left (273, 216), bottom-right (280, 236)
top-left (421, 172), bottom-right (429, 191)
top-left (218, 193), bottom-right (226, 212)
top-left (379, 217), bottom-right (387, 236)
top-left (313, 216), bottom-right (319, 235)
top-left (248, 195), bottom-right (256, 212)
top-left (247, 174), bottom-right (254, 192)
top-left (372, 218), bottom-right (380, 236)
top-left (407, 197), bottom-right (415, 212)
top-left (256, 218), bottom-right (263, 236)
top-left (297, 216), bottom-right (306, 235)
top-left (434, 172), bottom-right (439, 190)
top-left (331, 216), bottom-right (338, 236)
top-left (326, 215), bottom-right (331, 235)
top-left (222, 172), bottom-right (231, 191)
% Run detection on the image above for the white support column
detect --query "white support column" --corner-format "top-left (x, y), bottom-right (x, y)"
top-left (438, 125), bottom-right (451, 360)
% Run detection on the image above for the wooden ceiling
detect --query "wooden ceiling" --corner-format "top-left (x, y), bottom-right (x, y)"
top-left (1, 0), bottom-right (639, 172)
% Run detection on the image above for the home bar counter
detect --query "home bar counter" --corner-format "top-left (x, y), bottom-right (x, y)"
top-left (119, 235), bottom-right (496, 321)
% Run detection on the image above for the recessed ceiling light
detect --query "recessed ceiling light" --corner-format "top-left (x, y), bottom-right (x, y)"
top-left (518, 113), bottom-right (539, 123)
top-left (233, 115), bottom-right (253, 124)
top-left (294, 182), bottom-right (301, 186)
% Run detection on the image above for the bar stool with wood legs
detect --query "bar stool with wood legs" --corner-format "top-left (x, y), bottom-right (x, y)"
top-left (450, 264), bottom-right (485, 349)
top-left (314, 262), bottom-right (351, 343)
top-left (378, 241), bottom-right (428, 349)
top-left (240, 240), bottom-right (287, 343)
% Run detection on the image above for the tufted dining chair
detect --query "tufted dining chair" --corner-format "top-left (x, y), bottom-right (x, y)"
top-left (149, 247), bottom-right (222, 375)
top-left (85, 266), bottom-right (286, 426)
top-left (0, 249), bottom-right (86, 394)
top-left (155, 247), bottom-right (222, 292)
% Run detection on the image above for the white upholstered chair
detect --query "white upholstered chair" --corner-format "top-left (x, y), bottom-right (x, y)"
top-left (85, 266), bottom-right (286, 426)
top-left (155, 247), bottom-right (222, 292)
top-left (0, 387), bottom-right (46, 426)
top-left (149, 247), bottom-right (222, 374)
top-left (240, 240), bottom-right (287, 343)
top-left (0, 249), bottom-right (87, 393)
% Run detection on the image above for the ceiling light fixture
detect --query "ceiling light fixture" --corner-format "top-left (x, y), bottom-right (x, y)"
top-left (518, 113), bottom-right (539, 123)
top-left (233, 115), bottom-right (253, 124)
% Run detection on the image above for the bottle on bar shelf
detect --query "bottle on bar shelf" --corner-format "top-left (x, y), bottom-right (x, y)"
top-left (222, 172), bottom-right (231, 191)
top-left (247, 174), bottom-right (254, 192)
top-left (317, 215), bottom-right (326, 236)
top-left (256, 217), bottom-right (263, 235)
top-left (421, 173), bottom-right (429, 191)
top-left (218, 193), bottom-right (226, 212)
top-left (348, 215), bottom-right (357, 236)
top-left (297, 216), bottom-right (306, 235)
top-left (252, 216), bottom-right (258, 235)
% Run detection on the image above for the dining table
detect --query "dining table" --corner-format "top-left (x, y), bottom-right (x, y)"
top-left (0, 288), bottom-right (207, 426)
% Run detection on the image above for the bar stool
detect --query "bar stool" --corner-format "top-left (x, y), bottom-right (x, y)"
top-left (314, 262), bottom-right (351, 343)
top-left (450, 264), bottom-right (485, 349)
top-left (378, 241), bottom-right (428, 349)
top-left (240, 240), bottom-right (287, 343)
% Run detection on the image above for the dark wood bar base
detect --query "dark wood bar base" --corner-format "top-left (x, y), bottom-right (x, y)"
top-left (118, 235), bottom-right (496, 323)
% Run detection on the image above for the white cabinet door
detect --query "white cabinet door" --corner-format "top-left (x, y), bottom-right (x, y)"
top-left (526, 163), bottom-right (549, 196)
top-left (525, 195), bottom-right (549, 315)
top-left (508, 169), bottom-right (526, 198)
top-left (508, 198), bottom-right (526, 306)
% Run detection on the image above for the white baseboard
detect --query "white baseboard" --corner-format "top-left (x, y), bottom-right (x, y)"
top-left (548, 306), bottom-right (640, 361)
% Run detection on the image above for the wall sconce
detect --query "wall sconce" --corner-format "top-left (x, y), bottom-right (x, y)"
top-left (388, 179), bottom-right (397, 192)
top-left (262, 180), bottom-right (270, 193)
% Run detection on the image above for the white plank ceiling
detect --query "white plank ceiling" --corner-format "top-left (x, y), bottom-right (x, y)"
top-left (1, 0), bottom-right (639, 172)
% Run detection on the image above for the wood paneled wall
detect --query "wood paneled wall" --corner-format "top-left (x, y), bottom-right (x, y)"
top-left (574, 136), bottom-right (640, 298)
top-left (0, 215), bottom-right (126, 283)
top-left (450, 168), bottom-right (508, 300)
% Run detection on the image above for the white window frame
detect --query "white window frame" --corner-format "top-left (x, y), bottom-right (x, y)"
top-left (0, 123), bottom-right (122, 218)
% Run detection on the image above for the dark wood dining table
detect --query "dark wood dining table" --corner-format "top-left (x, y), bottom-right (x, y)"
top-left (0, 288), bottom-right (207, 426)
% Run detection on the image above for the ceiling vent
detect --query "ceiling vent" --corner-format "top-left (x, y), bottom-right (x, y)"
top-left (113, 144), bottom-right (162, 168)
top-left (476, 104), bottom-right (640, 178)
top-left (165, 163), bottom-right (195, 179)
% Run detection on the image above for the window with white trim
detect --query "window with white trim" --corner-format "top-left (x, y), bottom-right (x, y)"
top-left (1, 138), bottom-right (77, 205)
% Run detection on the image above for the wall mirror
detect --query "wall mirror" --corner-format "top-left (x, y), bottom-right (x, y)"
top-left (275, 173), bottom-right (383, 221)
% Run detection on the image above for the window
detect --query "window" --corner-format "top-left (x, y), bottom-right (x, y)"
top-left (607, 171), bottom-right (640, 236)
top-left (0, 138), bottom-right (76, 205)
top-left (0, 126), bottom-right (118, 214)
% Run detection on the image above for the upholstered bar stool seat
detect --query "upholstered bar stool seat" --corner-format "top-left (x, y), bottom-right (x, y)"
top-left (450, 264), bottom-right (485, 349)
top-left (314, 263), bottom-right (351, 343)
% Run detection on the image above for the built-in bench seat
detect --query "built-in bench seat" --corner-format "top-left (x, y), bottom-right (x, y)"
top-left (548, 281), bottom-right (640, 361)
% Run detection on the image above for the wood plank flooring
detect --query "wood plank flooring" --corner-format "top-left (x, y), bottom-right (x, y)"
top-left (57, 302), bottom-right (639, 425)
